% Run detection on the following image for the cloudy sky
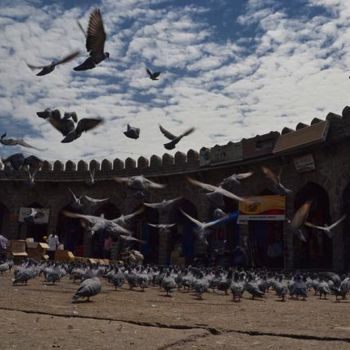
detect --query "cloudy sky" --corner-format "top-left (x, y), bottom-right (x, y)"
top-left (0, 0), bottom-right (349, 163)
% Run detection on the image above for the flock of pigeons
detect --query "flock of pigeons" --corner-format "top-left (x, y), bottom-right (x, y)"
top-left (0, 8), bottom-right (195, 187)
top-left (1, 259), bottom-right (350, 303)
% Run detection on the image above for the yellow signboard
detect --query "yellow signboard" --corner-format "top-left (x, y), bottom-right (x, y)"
top-left (239, 195), bottom-right (285, 221)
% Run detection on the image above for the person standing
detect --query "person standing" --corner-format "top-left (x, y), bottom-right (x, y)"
top-left (47, 232), bottom-right (60, 260)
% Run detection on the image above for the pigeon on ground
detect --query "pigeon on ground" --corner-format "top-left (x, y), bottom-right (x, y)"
top-left (74, 9), bottom-right (109, 71)
top-left (0, 133), bottom-right (43, 151)
top-left (61, 117), bottom-right (103, 143)
top-left (159, 125), bottom-right (195, 150)
top-left (124, 124), bottom-right (140, 139)
top-left (27, 50), bottom-right (80, 76)
top-left (161, 271), bottom-right (177, 297)
top-left (72, 277), bottom-right (102, 302)
top-left (262, 166), bottom-right (292, 195)
top-left (305, 214), bottom-right (346, 238)
top-left (146, 68), bottom-right (161, 80)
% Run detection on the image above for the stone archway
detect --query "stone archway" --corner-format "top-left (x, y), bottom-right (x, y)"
top-left (248, 189), bottom-right (284, 268)
top-left (92, 203), bottom-right (121, 259)
top-left (208, 196), bottom-right (239, 267)
top-left (56, 205), bottom-right (85, 256)
top-left (0, 203), bottom-right (10, 236)
top-left (22, 202), bottom-right (48, 242)
top-left (294, 182), bottom-right (331, 269)
top-left (342, 184), bottom-right (350, 270)
top-left (168, 199), bottom-right (198, 265)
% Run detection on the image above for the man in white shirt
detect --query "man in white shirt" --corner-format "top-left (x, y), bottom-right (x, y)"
top-left (47, 233), bottom-right (60, 260)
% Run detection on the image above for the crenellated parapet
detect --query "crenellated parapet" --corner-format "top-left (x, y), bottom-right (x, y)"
top-left (2, 106), bottom-right (350, 182)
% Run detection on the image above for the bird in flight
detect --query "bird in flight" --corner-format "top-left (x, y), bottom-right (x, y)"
top-left (74, 9), bottom-right (109, 71)
top-left (61, 117), bottom-right (103, 143)
top-left (0, 133), bottom-right (44, 151)
top-left (159, 125), bottom-right (195, 150)
top-left (262, 166), bottom-right (292, 195)
top-left (146, 68), bottom-right (161, 80)
top-left (305, 214), bottom-right (346, 238)
top-left (27, 50), bottom-right (80, 76)
top-left (124, 124), bottom-right (140, 140)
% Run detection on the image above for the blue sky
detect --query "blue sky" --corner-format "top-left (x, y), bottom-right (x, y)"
top-left (0, 0), bottom-right (349, 162)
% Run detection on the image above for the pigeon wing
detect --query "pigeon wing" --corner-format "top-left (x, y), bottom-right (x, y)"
top-left (113, 176), bottom-right (131, 184)
top-left (235, 171), bottom-right (254, 180)
top-left (146, 68), bottom-right (152, 77)
top-left (152, 72), bottom-right (161, 78)
top-left (75, 118), bottom-right (103, 134)
top-left (17, 139), bottom-right (44, 151)
top-left (180, 209), bottom-right (203, 228)
top-left (262, 166), bottom-right (279, 184)
top-left (159, 124), bottom-right (177, 140)
top-left (86, 9), bottom-right (106, 56)
top-left (328, 214), bottom-right (346, 230)
top-left (83, 195), bottom-right (109, 203)
top-left (179, 127), bottom-right (195, 138)
top-left (53, 50), bottom-right (81, 66)
top-left (290, 201), bottom-right (312, 229)
top-left (143, 177), bottom-right (166, 189)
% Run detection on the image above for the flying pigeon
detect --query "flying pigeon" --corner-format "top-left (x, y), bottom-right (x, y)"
top-left (61, 118), bottom-right (103, 143)
top-left (124, 124), bottom-right (140, 140)
top-left (114, 175), bottom-right (166, 191)
top-left (24, 156), bottom-right (44, 186)
top-left (262, 166), bottom-right (292, 195)
top-left (74, 9), bottom-right (109, 71)
top-left (305, 214), bottom-right (346, 238)
top-left (62, 211), bottom-right (132, 237)
top-left (112, 207), bottom-right (144, 226)
top-left (143, 197), bottom-right (182, 210)
top-left (86, 168), bottom-right (96, 185)
top-left (23, 208), bottom-right (45, 223)
top-left (146, 68), bottom-right (161, 80)
top-left (27, 50), bottom-right (80, 76)
top-left (159, 124), bottom-right (195, 150)
top-left (180, 209), bottom-right (229, 245)
top-left (2, 153), bottom-right (26, 171)
top-left (0, 133), bottom-right (44, 151)
top-left (220, 172), bottom-right (254, 187)
top-left (286, 201), bottom-right (312, 242)
top-left (147, 223), bottom-right (176, 234)
top-left (187, 177), bottom-right (255, 204)
top-left (44, 109), bottom-right (78, 137)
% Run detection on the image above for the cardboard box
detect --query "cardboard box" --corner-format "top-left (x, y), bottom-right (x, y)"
top-left (55, 250), bottom-right (75, 262)
top-left (9, 240), bottom-right (28, 257)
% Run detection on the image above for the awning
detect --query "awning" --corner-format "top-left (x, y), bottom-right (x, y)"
top-left (273, 121), bottom-right (329, 154)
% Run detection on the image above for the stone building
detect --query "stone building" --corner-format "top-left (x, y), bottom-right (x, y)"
top-left (1, 106), bottom-right (350, 271)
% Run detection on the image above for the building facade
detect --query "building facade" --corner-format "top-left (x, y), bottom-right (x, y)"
top-left (1, 106), bottom-right (350, 271)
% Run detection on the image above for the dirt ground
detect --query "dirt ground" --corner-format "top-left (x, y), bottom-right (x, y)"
top-left (0, 271), bottom-right (349, 349)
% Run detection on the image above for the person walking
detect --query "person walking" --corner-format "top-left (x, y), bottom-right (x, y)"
top-left (47, 232), bottom-right (60, 260)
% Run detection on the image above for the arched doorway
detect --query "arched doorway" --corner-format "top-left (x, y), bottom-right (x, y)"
top-left (92, 203), bottom-right (121, 259)
top-left (208, 197), bottom-right (239, 267)
top-left (248, 190), bottom-right (284, 268)
top-left (294, 182), bottom-right (331, 269)
top-left (342, 184), bottom-right (350, 270)
top-left (169, 199), bottom-right (197, 265)
top-left (0, 203), bottom-right (9, 235)
top-left (22, 202), bottom-right (48, 242)
top-left (56, 205), bottom-right (85, 256)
